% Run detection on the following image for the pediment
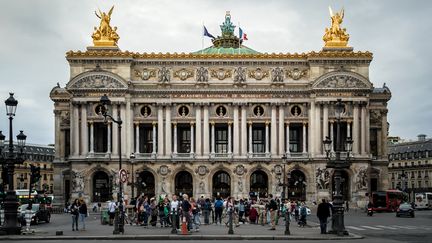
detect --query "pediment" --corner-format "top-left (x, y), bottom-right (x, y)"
top-left (67, 71), bottom-right (128, 90)
top-left (312, 71), bottom-right (372, 90)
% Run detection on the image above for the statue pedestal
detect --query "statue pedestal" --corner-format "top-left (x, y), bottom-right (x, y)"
top-left (87, 46), bottom-right (120, 52)
top-left (322, 46), bottom-right (353, 52)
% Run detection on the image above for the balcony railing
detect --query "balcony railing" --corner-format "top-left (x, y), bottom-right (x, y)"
top-left (172, 153), bottom-right (195, 159)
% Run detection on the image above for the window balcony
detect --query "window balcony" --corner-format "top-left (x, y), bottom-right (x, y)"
top-left (211, 153), bottom-right (233, 159)
top-left (172, 152), bottom-right (195, 159)
top-left (135, 153), bottom-right (156, 159)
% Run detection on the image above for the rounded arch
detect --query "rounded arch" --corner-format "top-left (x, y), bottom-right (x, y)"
top-left (92, 170), bottom-right (111, 202)
top-left (212, 170), bottom-right (231, 198)
top-left (137, 171), bottom-right (156, 199)
top-left (287, 169), bottom-right (307, 201)
top-left (249, 169), bottom-right (269, 198)
top-left (312, 70), bottom-right (372, 90)
top-left (208, 166), bottom-right (233, 198)
top-left (66, 69), bottom-right (128, 91)
top-left (175, 171), bottom-right (194, 198)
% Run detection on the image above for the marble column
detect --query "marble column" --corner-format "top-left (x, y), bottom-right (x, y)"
top-left (120, 104), bottom-right (126, 157)
top-left (203, 105), bottom-right (210, 156)
top-left (54, 111), bottom-right (61, 159)
top-left (211, 121), bottom-right (215, 154)
top-left (315, 103), bottom-right (322, 155)
top-left (365, 106), bottom-right (370, 154)
top-left (248, 121), bottom-right (253, 154)
top-left (195, 105), bottom-right (202, 156)
top-left (330, 121), bottom-right (335, 153)
top-left (228, 121), bottom-right (232, 155)
top-left (286, 122), bottom-right (290, 156)
top-left (265, 121), bottom-right (270, 155)
top-left (233, 105), bottom-right (240, 156)
top-left (152, 121), bottom-right (157, 155)
top-left (135, 122), bottom-right (140, 154)
top-left (352, 103), bottom-right (360, 155)
top-left (72, 104), bottom-right (79, 156)
top-left (323, 103), bottom-right (329, 141)
top-left (361, 105), bottom-right (367, 155)
top-left (278, 106), bottom-right (285, 156)
top-left (165, 105), bottom-right (172, 155)
top-left (302, 122), bottom-right (307, 154)
top-left (80, 104), bottom-right (88, 155)
top-left (157, 105), bottom-right (164, 156)
top-left (106, 122), bottom-right (111, 154)
top-left (89, 121), bottom-right (94, 154)
top-left (271, 105), bottom-right (277, 156)
top-left (125, 96), bottom-right (132, 158)
top-left (381, 111), bottom-right (388, 157)
top-left (112, 104), bottom-right (118, 156)
top-left (308, 101), bottom-right (315, 156)
top-left (241, 105), bottom-right (248, 156)
top-left (173, 122), bottom-right (177, 155)
top-left (190, 122), bottom-right (195, 154)
top-left (347, 120), bottom-right (352, 138)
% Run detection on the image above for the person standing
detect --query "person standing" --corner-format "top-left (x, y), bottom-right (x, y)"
top-left (190, 197), bottom-right (200, 232)
top-left (345, 200), bottom-right (349, 212)
top-left (317, 199), bottom-right (331, 234)
top-left (108, 200), bottom-right (117, 226)
top-left (214, 196), bottom-right (224, 225)
top-left (202, 198), bottom-right (211, 225)
top-left (70, 199), bottom-right (79, 231)
top-left (181, 194), bottom-right (192, 232)
top-left (268, 194), bottom-right (278, 230)
top-left (78, 199), bottom-right (88, 231)
top-left (170, 194), bottom-right (180, 230)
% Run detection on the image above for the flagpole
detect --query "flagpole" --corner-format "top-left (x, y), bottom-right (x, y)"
top-left (202, 22), bottom-right (204, 55)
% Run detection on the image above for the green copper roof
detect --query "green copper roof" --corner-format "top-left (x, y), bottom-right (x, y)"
top-left (193, 45), bottom-right (260, 55)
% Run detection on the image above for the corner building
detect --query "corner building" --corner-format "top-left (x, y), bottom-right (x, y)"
top-left (50, 11), bottom-right (391, 207)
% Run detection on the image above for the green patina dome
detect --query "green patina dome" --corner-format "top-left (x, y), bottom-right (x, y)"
top-left (193, 45), bottom-right (260, 55)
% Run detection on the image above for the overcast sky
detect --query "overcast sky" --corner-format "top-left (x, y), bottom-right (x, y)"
top-left (0, 0), bottom-right (431, 145)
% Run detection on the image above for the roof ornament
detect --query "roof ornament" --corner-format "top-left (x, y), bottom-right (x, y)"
top-left (323, 7), bottom-right (350, 48)
top-left (220, 11), bottom-right (236, 38)
top-left (92, 6), bottom-right (120, 47)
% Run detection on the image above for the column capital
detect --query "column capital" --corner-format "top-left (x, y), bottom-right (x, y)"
top-left (134, 121), bottom-right (140, 126)
top-left (172, 122), bottom-right (177, 126)
top-left (88, 120), bottom-right (94, 125)
top-left (302, 121), bottom-right (308, 126)
top-left (329, 120), bottom-right (335, 124)
top-left (228, 121), bottom-right (233, 126)
top-left (248, 121), bottom-right (253, 125)
top-left (346, 119), bottom-right (353, 124)
top-left (210, 121), bottom-right (215, 126)
top-left (190, 121), bottom-right (195, 126)
top-left (265, 121), bottom-right (270, 125)
top-left (285, 121), bottom-right (290, 125)
top-left (152, 121), bottom-right (157, 126)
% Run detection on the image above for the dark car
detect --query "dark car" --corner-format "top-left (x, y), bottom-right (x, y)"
top-left (18, 204), bottom-right (51, 225)
top-left (396, 203), bottom-right (415, 218)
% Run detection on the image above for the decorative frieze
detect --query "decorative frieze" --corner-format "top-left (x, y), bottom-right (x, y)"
top-left (287, 68), bottom-right (308, 80)
top-left (210, 68), bottom-right (232, 80)
top-left (174, 68), bottom-right (194, 81)
top-left (248, 68), bottom-right (269, 80)
top-left (135, 68), bottom-right (156, 80)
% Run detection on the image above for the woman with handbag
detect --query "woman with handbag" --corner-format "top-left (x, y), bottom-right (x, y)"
top-left (78, 199), bottom-right (88, 231)
top-left (70, 199), bottom-right (79, 231)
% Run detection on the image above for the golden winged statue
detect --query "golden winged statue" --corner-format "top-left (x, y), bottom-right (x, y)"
top-left (92, 6), bottom-right (119, 47)
top-left (323, 7), bottom-right (350, 48)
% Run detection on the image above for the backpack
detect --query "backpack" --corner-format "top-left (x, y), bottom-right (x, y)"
top-left (204, 202), bottom-right (211, 210)
top-left (215, 200), bottom-right (223, 208)
top-left (300, 206), bottom-right (307, 216)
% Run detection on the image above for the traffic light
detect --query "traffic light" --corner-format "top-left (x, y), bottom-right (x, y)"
top-left (30, 165), bottom-right (41, 185)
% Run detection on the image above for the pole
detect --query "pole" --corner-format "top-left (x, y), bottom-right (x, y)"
top-left (228, 207), bottom-right (234, 234)
top-left (131, 162), bottom-right (134, 201)
top-left (113, 107), bottom-right (124, 234)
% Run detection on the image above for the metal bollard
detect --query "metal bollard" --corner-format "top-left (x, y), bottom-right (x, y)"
top-left (0, 209), bottom-right (4, 226)
top-left (171, 209), bottom-right (177, 234)
top-left (25, 209), bottom-right (32, 232)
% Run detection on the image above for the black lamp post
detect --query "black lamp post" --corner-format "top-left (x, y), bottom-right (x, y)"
top-left (99, 94), bottom-right (124, 234)
top-left (323, 99), bottom-right (353, 236)
top-left (129, 153), bottom-right (135, 201)
top-left (0, 93), bottom-right (27, 235)
top-left (281, 155), bottom-right (290, 235)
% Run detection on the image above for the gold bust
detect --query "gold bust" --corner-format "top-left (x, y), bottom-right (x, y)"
top-left (92, 6), bottom-right (120, 47)
top-left (323, 7), bottom-right (350, 48)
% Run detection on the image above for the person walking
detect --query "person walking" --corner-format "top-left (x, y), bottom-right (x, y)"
top-left (268, 194), bottom-right (278, 230)
top-left (214, 196), bottom-right (224, 225)
top-left (317, 199), bottom-right (332, 234)
top-left (78, 199), bottom-right (88, 231)
top-left (70, 199), bottom-right (80, 231)
top-left (238, 199), bottom-right (245, 224)
top-left (107, 200), bottom-right (117, 226)
top-left (345, 200), bottom-right (350, 212)
top-left (202, 198), bottom-right (211, 225)
top-left (298, 202), bottom-right (307, 227)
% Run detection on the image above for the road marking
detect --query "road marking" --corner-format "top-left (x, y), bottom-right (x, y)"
top-left (391, 225), bottom-right (416, 229)
top-left (346, 226), bottom-right (366, 231)
top-left (375, 225), bottom-right (398, 230)
top-left (361, 225), bottom-right (384, 230)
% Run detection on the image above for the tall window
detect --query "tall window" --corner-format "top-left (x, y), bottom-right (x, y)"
top-left (332, 122), bottom-right (349, 151)
top-left (94, 123), bottom-right (108, 152)
top-left (178, 125), bottom-right (191, 153)
top-left (215, 126), bottom-right (228, 153)
top-left (139, 125), bottom-right (153, 153)
top-left (252, 125), bottom-right (265, 153)
top-left (289, 124), bottom-right (303, 152)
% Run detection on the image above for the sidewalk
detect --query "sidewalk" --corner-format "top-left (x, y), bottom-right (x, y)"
top-left (1, 214), bottom-right (363, 241)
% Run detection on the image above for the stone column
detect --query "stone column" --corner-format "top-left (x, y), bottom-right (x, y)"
top-left (330, 121), bottom-right (335, 153)
top-left (157, 105), bottom-right (164, 156)
top-left (120, 104), bottom-right (126, 157)
top-left (54, 111), bottom-right (61, 159)
top-left (352, 103), bottom-right (360, 155)
top-left (165, 105), bottom-right (172, 155)
top-left (106, 122), bottom-right (111, 154)
top-left (135, 122), bottom-right (140, 154)
top-left (347, 120), bottom-right (352, 138)
top-left (308, 101), bottom-right (315, 156)
top-left (381, 111), bottom-right (388, 157)
top-left (173, 122), bottom-right (177, 155)
top-left (323, 103), bottom-right (329, 141)
top-left (361, 105), bottom-right (367, 155)
top-left (72, 103), bottom-right (79, 156)
top-left (302, 122), bottom-right (307, 154)
top-left (195, 105), bottom-right (202, 156)
top-left (125, 96), bottom-right (132, 158)
top-left (233, 105), bottom-right (240, 156)
top-left (152, 121), bottom-right (157, 155)
top-left (211, 121), bottom-right (215, 154)
top-left (112, 104), bottom-right (118, 156)
top-left (286, 122), bottom-right (290, 156)
top-left (248, 121), bottom-right (253, 154)
top-left (80, 104), bottom-right (88, 155)
top-left (366, 106), bottom-right (370, 154)
top-left (265, 121), bottom-right (270, 155)
top-left (228, 121), bottom-right (232, 155)
top-left (278, 106), bottom-right (285, 156)
top-left (203, 105), bottom-right (210, 156)
top-left (89, 121), bottom-right (94, 154)
top-left (190, 122), bottom-right (195, 154)
top-left (241, 105), bottom-right (248, 156)
top-left (271, 105), bottom-right (277, 156)
top-left (315, 103), bottom-right (322, 155)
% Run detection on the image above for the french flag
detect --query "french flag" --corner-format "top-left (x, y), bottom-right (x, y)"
top-left (239, 27), bottom-right (248, 41)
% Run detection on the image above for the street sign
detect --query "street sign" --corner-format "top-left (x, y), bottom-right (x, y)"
top-left (119, 169), bottom-right (128, 183)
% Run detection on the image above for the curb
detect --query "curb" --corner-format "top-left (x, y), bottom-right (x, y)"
top-left (0, 233), bottom-right (364, 241)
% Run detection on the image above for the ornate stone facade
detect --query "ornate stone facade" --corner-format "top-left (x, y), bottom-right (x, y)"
top-left (50, 11), bottom-right (391, 207)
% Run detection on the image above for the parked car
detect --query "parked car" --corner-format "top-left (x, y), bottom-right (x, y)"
top-left (18, 204), bottom-right (51, 225)
top-left (396, 202), bottom-right (415, 218)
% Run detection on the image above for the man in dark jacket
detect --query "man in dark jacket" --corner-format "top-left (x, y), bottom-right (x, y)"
top-left (317, 199), bottom-right (331, 234)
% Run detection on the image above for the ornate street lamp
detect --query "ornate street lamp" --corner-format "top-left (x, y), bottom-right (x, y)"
top-left (99, 94), bottom-right (124, 234)
top-left (281, 155), bottom-right (290, 235)
top-left (323, 98), bottom-right (352, 236)
top-left (0, 93), bottom-right (27, 235)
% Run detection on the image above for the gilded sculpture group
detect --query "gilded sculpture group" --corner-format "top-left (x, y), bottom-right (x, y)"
top-left (91, 5), bottom-right (350, 48)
